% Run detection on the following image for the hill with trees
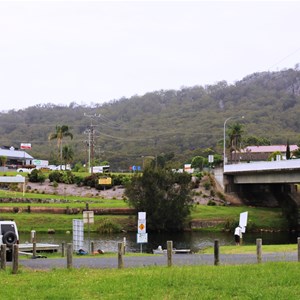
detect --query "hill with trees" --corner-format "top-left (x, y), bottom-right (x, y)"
top-left (1, 67), bottom-right (300, 170)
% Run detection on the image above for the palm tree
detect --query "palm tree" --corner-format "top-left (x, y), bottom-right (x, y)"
top-left (227, 122), bottom-right (244, 163)
top-left (62, 145), bottom-right (74, 170)
top-left (48, 125), bottom-right (73, 167)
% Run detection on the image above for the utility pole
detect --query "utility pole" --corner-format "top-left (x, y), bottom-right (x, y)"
top-left (84, 113), bottom-right (100, 174)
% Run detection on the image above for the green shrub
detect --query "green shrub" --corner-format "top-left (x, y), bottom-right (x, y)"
top-left (53, 181), bottom-right (58, 188)
top-left (203, 181), bottom-right (211, 190)
top-left (97, 218), bottom-right (121, 233)
top-left (195, 172), bottom-right (204, 180)
top-left (207, 200), bottom-right (216, 206)
top-left (49, 171), bottom-right (64, 183)
top-left (28, 169), bottom-right (46, 183)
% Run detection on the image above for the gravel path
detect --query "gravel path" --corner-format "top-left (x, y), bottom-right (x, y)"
top-left (18, 252), bottom-right (298, 270)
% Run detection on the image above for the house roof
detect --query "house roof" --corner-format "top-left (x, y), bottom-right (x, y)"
top-left (242, 145), bottom-right (298, 153)
top-left (0, 148), bottom-right (33, 159)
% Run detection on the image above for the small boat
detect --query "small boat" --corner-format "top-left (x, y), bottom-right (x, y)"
top-left (153, 246), bottom-right (191, 254)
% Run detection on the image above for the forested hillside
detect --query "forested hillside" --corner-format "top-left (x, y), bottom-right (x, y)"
top-left (1, 68), bottom-right (300, 170)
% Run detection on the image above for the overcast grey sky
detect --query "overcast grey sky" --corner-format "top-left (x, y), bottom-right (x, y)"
top-left (1, 1), bottom-right (300, 110)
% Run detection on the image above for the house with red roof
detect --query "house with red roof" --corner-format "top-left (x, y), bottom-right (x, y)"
top-left (232, 145), bottom-right (299, 163)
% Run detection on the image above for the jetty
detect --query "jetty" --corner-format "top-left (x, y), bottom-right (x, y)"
top-left (19, 243), bottom-right (59, 253)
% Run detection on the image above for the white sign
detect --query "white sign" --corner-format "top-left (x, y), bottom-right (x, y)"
top-left (20, 143), bottom-right (31, 149)
top-left (138, 212), bottom-right (146, 219)
top-left (208, 155), bottom-right (214, 163)
top-left (239, 211), bottom-right (248, 233)
top-left (83, 211), bottom-right (94, 224)
top-left (137, 233), bottom-right (148, 244)
top-left (73, 219), bottom-right (84, 251)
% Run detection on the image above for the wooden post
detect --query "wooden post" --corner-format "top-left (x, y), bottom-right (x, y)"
top-left (12, 245), bottom-right (19, 274)
top-left (118, 242), bottom-right (124, 269)
top-left (297, 237), bottom-right (300, 262)
top-left (1, 244), bottom-right (6, 271)
top-left (91, 241), bottom-right (94, 254)
top-left (167, 240), bottom-right (173, 267)
top-left (256, 238), bottom-right (262, 264)
top-left (30, 230), bottom-right (36, 243)
top-left (214, 240), bottom-right (220, 266)
top-left (123, 237), bottom-right (126, 255)
top-left (33, 242), bottom-right (37, 259)
top-left (61, 242), bottom-right (65, 257)
top-left (66, 243), bottom-right (73, 269)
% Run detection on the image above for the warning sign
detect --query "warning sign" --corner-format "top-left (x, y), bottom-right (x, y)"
top-left (138, 220), bottom-right (146, 233)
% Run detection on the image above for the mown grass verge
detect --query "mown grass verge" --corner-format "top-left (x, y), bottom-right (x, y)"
top-left (0, 190), bottom-right (127, 208)
top-left (0, 213), bottom-right (135, 233)
top-left (0, 262), bottom-right (299, 299)
top-left (200, 243), bottom-right (298, 254)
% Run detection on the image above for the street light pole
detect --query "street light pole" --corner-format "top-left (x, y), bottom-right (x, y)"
top-left (223, 116), bottom-right (244, 168)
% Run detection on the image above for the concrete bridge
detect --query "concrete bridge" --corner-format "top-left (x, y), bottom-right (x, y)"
top-left (224, 159), bottom-right (300, 184)
top-left (221, 159), bottom-right (300, 230)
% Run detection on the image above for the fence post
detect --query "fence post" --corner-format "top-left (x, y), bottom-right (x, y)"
top-left (30, 230), bottom-right (36, 243)
top-left (256, 238), bottom-right (262, 264)
top-left (33, 242), bottom-right (37, 259)
top-left (61, 242), bottom-right (65, 257)
top-left (12, 244), bottom-right (19, 274)
top-left (66, 243), bottom-right (73, 269)
top-left (214, 240), bottom-right (220, 266)
top-left (91, 241), bottom-right (94, 254)
top-left (167, 240), bottom-right (173, 267)
top-left (1, 244), bottom-right (6, 271)
top-left (118, 242), bottom-right (124, 269)
top-left (297, 237), bottom-right (300, 262)
top-left (123, 237), bottom-right (126, 255)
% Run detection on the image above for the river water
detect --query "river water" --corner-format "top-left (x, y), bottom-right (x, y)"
top-left (20, 231), bottom-right (299, 253)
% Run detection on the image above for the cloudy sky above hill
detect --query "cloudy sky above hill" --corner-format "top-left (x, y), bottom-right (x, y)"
top-left (1, 1), bottom-right (300, 110)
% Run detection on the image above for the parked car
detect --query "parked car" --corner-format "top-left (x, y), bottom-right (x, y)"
top-left (16, 168), bottom-right (33, 173)
top-left (0, 220), bottom-right (19, 261)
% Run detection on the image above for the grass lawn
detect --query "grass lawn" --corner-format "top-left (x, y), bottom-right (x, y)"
top-left (0, 190), bottom-right (127, 208)
top-left (1, 213), bottom-right (134, 233)
top-left (201, 243), bottom-right (298, 254)
top-left (191, 205), bottom-right (287, 230)
top-left (0, 262), bottom-right (299, 299)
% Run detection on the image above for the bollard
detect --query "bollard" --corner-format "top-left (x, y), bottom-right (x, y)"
top-left (256, 238), bottom-right (262, 264)
top-left (167, 241), bottom-right (173, 267)
top-left (12, 244), bottom-right (19, 274)
top-left (61, 242), bottom-right (65, 257)
top-left (1, 244), bottom-right (6, 271)
top-left (66, 243), bottom-right (73, 269)
top-left (91, 241), bottom-right (94, 254)
top-left (214, 240), bottom-right (220, 266)
top-left (297, 237), bottom-right (300, 262)
top-left (118, 242), bottom-right (124, 269)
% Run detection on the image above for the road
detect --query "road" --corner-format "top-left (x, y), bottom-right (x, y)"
top-left (18, 252), bottom-right (298, 270)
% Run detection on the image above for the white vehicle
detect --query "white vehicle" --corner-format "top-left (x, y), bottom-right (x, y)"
top-left (0, 220), bottom-right (19, 261)
top-left (17, 168), bottom-right (33, 173)
top-left (90, 165), bottom-right (110, 173)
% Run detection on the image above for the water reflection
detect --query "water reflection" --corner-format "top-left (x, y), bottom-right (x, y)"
top-left (20, 230), bottom-right (299, 253)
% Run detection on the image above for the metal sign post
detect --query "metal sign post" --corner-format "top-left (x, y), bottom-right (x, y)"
top-left (137, 212), bottom-right (147, 253)
top-left (83, 211), bottom-right (94, 253)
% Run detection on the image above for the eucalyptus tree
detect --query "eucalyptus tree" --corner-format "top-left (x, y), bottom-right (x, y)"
top-left (48, 125), bottom-right (73, 167)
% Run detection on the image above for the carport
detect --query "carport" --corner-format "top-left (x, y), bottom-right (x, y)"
top-left (0, 176), bottom-right (26, 196)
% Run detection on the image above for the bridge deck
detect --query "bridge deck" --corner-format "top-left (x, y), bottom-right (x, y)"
top-left (224, 159), bottom-right (300, 174)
